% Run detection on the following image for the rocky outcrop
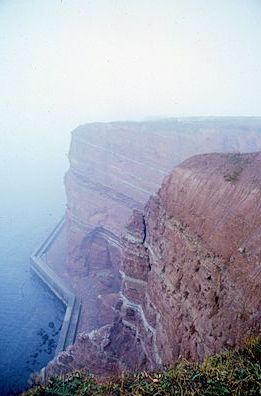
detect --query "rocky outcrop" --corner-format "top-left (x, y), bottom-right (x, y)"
top-left (65, 118), bottom-right (261, 279)
top-left (64, 119), bottom-right (261, 332)
top-left (119, 152), bottom-right (261, 367)
top-left (46, 150), bottom-right (261, 378)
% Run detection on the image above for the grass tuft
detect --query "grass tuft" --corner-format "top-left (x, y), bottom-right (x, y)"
top-left (22, 337), bottom-right (261, 396)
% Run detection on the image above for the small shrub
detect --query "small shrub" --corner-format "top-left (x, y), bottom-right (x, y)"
top-left (224, 153), bottom-right (244, 183)
top-left (224, 169), bottom-right (242, 183)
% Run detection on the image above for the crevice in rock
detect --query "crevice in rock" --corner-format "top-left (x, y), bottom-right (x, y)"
top-left (141, 215), bottom-right (147, 245)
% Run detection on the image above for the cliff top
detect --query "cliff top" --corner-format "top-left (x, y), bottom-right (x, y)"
top-left (69, 119), bottom-right (261, 179)
top-left (178, 151), bottom-right (261, 186)
top-left (158, 151), bottom-right (261, 261)
top-left (72, 117), bottom-right (261, 137)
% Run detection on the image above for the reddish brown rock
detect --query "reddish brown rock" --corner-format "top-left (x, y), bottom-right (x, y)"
top-left (46, 150), bottom-right (260, 379)
top-left (96, 293), bottom-right (120, 327)
top-left (120, 152), bottom-right (261, 366)
top-left (46, 328), bottom-right (118, 379)
top-left (64, 119), bottom-right (261, 336)
top-left (65, 119), bottom-right (261, 277)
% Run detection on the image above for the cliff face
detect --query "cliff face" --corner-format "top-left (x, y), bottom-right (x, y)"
top-left (66, 120), bottom-right (261, 225)
top-left (64, 119), bottom-right (261, 333)
top-left (119, 152), bottom-right (261, 368)
top-left (65, 118), bottom-right (261, 277)
top-left (46, 149), bottom-right (261, 378)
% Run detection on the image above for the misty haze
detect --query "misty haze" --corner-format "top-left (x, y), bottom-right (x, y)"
top-left (0, 1), bottom-right (260, 395)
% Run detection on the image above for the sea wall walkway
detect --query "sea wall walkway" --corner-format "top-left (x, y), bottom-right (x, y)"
top-left (30, 217), bottom-right (81, 357)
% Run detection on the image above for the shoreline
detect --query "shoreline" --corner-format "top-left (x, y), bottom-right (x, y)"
top-left (30, 217), bottom-right (81, 381)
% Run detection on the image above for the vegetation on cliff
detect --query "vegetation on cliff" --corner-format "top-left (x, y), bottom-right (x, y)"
top-left (23, 337), bottom-right (260, 395)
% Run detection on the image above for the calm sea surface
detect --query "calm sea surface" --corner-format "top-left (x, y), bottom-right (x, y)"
top-left (0, 131), bottom-right (70, 395)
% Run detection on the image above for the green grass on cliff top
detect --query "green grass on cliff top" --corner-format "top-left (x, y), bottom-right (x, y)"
top-left (23, 337), bottom-right (261, 396)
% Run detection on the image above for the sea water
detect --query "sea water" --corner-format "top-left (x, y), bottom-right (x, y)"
top-left (0, 130), bottom-right (69, 395)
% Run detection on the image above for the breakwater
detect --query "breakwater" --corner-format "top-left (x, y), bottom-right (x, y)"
top-left (30, 217), bottom-right (81, 379)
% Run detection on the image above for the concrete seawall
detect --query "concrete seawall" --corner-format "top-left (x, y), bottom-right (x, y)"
top-left (30, 217), bottom-right (81, 360)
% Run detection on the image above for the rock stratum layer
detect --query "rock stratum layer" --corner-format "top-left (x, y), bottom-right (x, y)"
top-left (119, 152), bottom-right (261, 368)
top-left (65, 118), bottom-right (261, 272)
top-left (46, 119), bottom-right (261, 378)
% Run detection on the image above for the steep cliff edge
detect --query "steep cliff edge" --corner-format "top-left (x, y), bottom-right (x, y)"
top-left (119, 152), bottom-right (261, 368)
top-left (46, 151), bottom-right (261, 378)
top-left (64, 118), bottom-right (261, 332)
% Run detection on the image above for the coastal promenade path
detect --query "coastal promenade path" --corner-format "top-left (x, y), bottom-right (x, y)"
top-left (30, 218), bottom-right (81, 355)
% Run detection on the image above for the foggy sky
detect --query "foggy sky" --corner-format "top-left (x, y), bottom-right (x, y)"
top-left (0, 0), bottom-right (261, 146)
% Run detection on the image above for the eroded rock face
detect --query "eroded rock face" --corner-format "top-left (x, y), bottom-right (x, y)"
top-left (65, 118), bottom-right (261, 278)
top-left (119, 152), bottom-right (261, 366)
top-left (63, 120), bottom-right (261, 335)
top-left (46, 150), bottom-right (261, 379)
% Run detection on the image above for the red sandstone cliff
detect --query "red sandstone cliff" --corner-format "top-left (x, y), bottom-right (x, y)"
top-left (64, 119), bottom-right (261, 332)
top-left (119, 152), bottom-right (261, 367)
top-left (46, 150), bottom-right (261, 378)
